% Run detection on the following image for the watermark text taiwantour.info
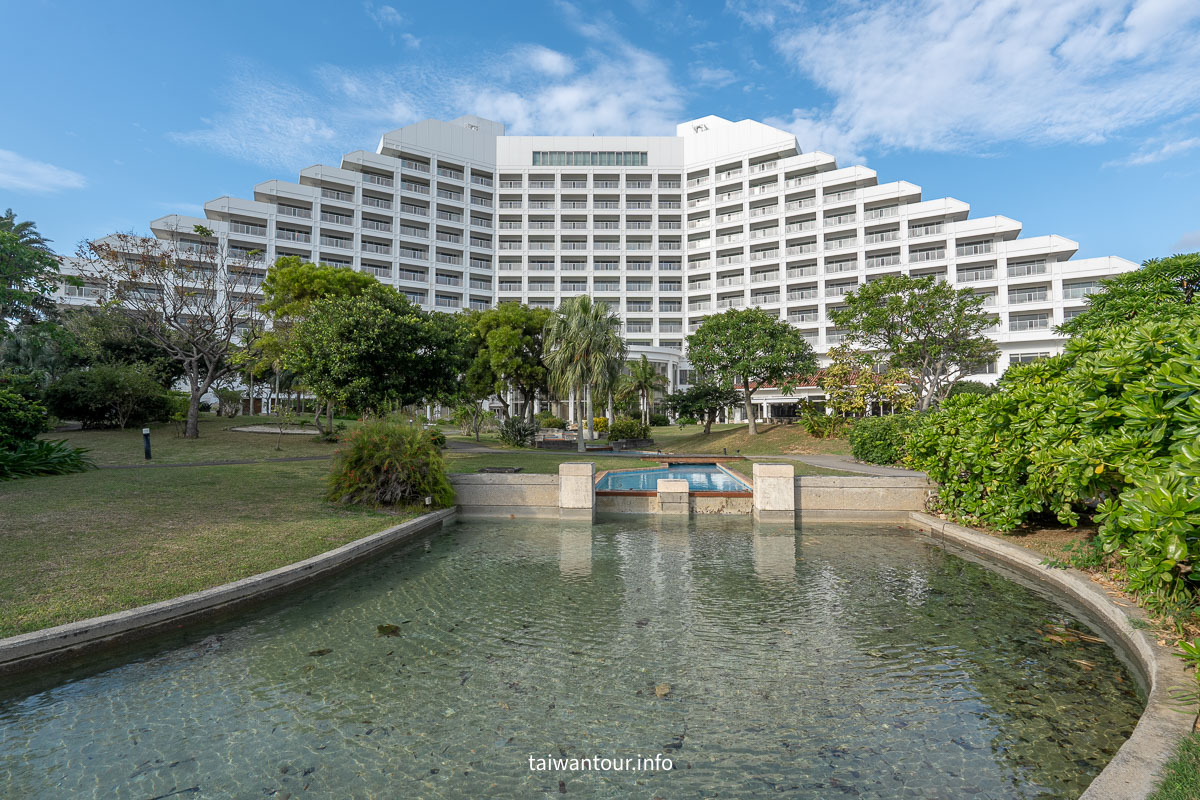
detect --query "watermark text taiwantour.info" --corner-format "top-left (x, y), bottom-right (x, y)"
top-left (528, 753), bottom-right (673, 773)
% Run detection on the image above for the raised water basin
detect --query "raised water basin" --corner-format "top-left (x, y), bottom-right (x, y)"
top-left (596, 463), bottom-right (750, 492)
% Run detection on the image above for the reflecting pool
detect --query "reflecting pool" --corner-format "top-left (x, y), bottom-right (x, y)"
top-left (0, 517), bottom-right (1142, 798)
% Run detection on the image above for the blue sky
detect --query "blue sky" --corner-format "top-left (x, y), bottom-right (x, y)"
top-left (2, 0), bottom-right (1198, 262)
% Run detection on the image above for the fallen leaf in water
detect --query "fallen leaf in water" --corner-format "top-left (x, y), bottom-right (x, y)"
top-left (308, 649), bottom-right (332, 657)
top-left (1071, 659), bottom-right (1095, 671)
top-left (655, 683), bottom-right (671, 698)
top-left (377, 624), bottom-right (401, 637)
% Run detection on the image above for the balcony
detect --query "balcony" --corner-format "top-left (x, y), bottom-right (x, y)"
top-left (319, 236), bottom-right (352, 249)
top-left (321, 188), bottom-right (353, 202)
top-left (864, 230), bottom-right (899, 244)
top-left (400, 158), bottom-right (430, 173)
top-left (786, 244), bottom-right (817, 256)
top-left (437, 168), bottom-right (464, 181)
top-left (276, 230), bottom-right (311, 243)
top-left (1007, 260), bottom-right (1047, 278)
top-left (956, 242), bottom-right (995, 257)
top-left (470, 196), bottom-right (494, 208)
top-left (750, 227), bottom-right (779, 240)
top-left (229, 222), bottom-right (267, 236)
top-left (1010, 313), bottom-right (1050, 331)
top-left (362, 242), bottom-right (392, 255)
top-left (687, 175), bottom-right (710, 188)
top-left (750, 160), bottom-right (778, 174)
top-left (785, 198), bottom-right (816, 211)
top-left (436, 275), bottom-right (462, 287)
top-left (752, 292), bottom-right (780, 304)
top-left (750, 205), bottom-right (778, 218)
top-left (363, 173), bottom-right (394, 188)
top-left (749, 182), bottom-right (778, 196)
top-left (471, 175), bottom-right (493, 187)
top-left (784, 221), bottom-right (816, 234)
top-left (400, 182), bottom-right (429, 195)
top-left (716, 296), bottom-right (746, 309)
top-left (277, 205), bottom-right (311, 219)
top-left (399, 202), bottom-right (427, 216)
top-left (715, 276), bottom-right (744, 288)
top-left (824, 237), bottom-right (858, 251)
top-left (865, 254), bottom-right (901, 269)
top-left (957, 267), bottom-right (994, 283)
top-left (363, 196), bottom-right (392, 210)
top-left (436, 253), bottom-right (463, 265)
top-left (864, 205), bottom-right (898, 220)
top-left (437, 189), bottom-right (463, 202)
top-left (910, 248), bottom-right (946, 263)
top-left (787, 267), bottom-right (818, 280)
top-left (824, 214), bottom-right (857, 227)
top-left (1008, 289), bottom-right (1048, 304)
top-left (750, 249), bottom-right (780, 262)
top-left (364, 220), bottom-right (393, 233)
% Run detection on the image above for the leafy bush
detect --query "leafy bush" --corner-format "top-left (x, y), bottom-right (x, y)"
top-left (0, 389), bottom-right (49, 443)
top-left (327, 420), bottom-right (453, 508)
top-left (677, 415), bottom-right (698, 426)
top-left (0, 439), bottom-right (95, 481)
top-left (947, 380), bottom-right (998, 398)
top-left (538, 415), bottom-right (566, 430)
top-left (428, 428), bottom-right (447, 448)
top-left (44, 365), bottom-right (169, 429)
top-left (215, 388), bottom-right (242, 418)
top-left (609, 417), bottom-right (650, 440)
top-left (849, 414), bottom-right (914, 465)
top-left (801, 412), bottom-right (849, 439)
top-left (649, 412), bottom-right (669, 427)
top-left (906, 317), bottom-right (1200, 606)
top-left (498, 416), bottom-right (538, 447)
top-left (591, 416), bottom-right (608, 433)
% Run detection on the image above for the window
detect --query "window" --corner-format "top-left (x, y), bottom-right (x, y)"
top-left (531, 151), bottom-right (648, 166)
top-left (1011, 352), bottom-right (1050, 364)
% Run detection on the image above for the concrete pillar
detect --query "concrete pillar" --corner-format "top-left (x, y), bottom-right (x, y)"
top-left (559, 462), bottom-right (595, 522)
top-left (657, 478), bottom-right (690, 516)
top-left (753, 463), bottom-right (796, 524)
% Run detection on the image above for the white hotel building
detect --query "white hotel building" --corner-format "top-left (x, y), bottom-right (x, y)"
top-left (61, 114), bottom-right (1136, 419)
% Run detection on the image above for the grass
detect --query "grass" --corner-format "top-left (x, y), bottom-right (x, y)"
top-left (1149, 733), bottom-right (1200, 800)
top-left (0, 460), bottom-right (398, 637)
top-left (48, 414), bottom-right (346, 466)
top-left (649, 422), bottom-right (852, 456)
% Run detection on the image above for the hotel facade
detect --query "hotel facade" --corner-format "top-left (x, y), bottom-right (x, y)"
top-left (60, 114), bottom-right (1137, 420)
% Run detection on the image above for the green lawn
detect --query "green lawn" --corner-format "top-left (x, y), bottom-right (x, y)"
top-left (48, 414), bottom-right (346, 466)
top-left (0, 461), bottom-right (398, 637)
top-left (1149, 733), bottom-right (1200, 800)
top-left (649, 422), bottom-right (852, 456)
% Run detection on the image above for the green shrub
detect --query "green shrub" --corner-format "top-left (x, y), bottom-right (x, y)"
top-left (44, 365), bottom-right (169, 429)
top-left (906, 317), bottom-right (1200, 606)
top-left (677, 415), bottom-right (698, 426)
top-left (498, 416), bottom-right (538, 447)
top-left (214, 389), bottom-right (242, 418)
top-left (947, 380), bottom-right (998, 398)
top-left (538, 415), bottom-right (566, 430)
top-left (0, 439), bottom-right (95, 481)
top-left (849, 414), bottom-right (914, 465)
top-left (327, 419), bottom-right (453, 508)
top-left (649, 412), bottom-right (669, 427)
top-left (609, 417), bottom-right (650, 440)
top-left (591, 416), bottom-right (608, 433)
top-left (0, 389), bottom-right (49, 443)
top-left (428, 428), bottom-right (447, 448)
top-left (801, 412), bottom-right (848, 439)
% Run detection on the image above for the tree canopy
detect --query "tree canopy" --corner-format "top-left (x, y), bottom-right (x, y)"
top-left (1, 209), bottom-right (69, 332)
top-left (829, 274), bottom-right (998, 412)
top-left (285, 284), bottom-right (459, 415)
top-left (466, 303), bottom-right (552, 420)
top-left (686, 307), bottom-right (816, 434)
top-left (1058, 252), bottom-right (1200, 336)
top-left (544, 296), bottom-right (625, 450)
top-left (664, 380), bottom-right (742, 434)
top-left (260, 255), bottom-right (379, 319)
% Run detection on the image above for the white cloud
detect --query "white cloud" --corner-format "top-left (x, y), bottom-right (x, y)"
top-left (0, 149), bottom-right (86, 193)
top-left (170, 11), bottom-right (683, 168)
top-left (724, 0), bottom-right (805, 28)
top-left (1173, 230), bottom-right (1200, 252)
top-left (757, 0), bottom-right (1200, 160)
top-left (691, 64), bottom-right (738, 88)
top-left (363, 2), bottom-right (420, 46)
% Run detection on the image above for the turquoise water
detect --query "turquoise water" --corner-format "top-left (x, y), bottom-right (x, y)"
top-left (596, 464), bottom-right (751, 492)
top-left (0, 518), bottom-right (1142, 798)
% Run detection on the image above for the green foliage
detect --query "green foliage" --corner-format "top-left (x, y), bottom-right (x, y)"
top-left (849, 414), bottom-right (915, 465)
top-left (214, 388), bottom-right (242, 418)
top-left (0, 209), bottom-right (70, 331)
top-left (830, 274), bottom-right (998, 411)
top-left (0, 439), bottom-right (94, 481)
top-left (617, 354), bottom-right (668, 425)
top-left (677, 415), bottom-right (698, 426)
top-left (907, 316), bottom-right (1200, 605)
top-left (947, 380), bottom-right (999, 398)
top-left (498, 416), bottom-right (538, 447)
top-left (0, 388), bottom-right (48, 443)
top-left (664, 381), bottom-right (742, 433)
top-left (609, 417), bottom-right (650, 441)
top-left (327, 419), bottom-right (454, 508)
top-left (686, 307), bottom-right (816, 434)
top-left (427, 428), bottom-right (447, 448)
top-left (44, 365), bottom-right (168, 429)
top-left (543, 296), bottom-right (626, 452)
top-left (286, 285), bottom-right (458, 414)
top-left (649, 412), bottom-right (669, 427)
top-left (591, 416), bottom-right (608, 433)
top-left (801, 412), bottom-right (849, 439)
top-left (452, 403), bottom-right (496, 441)
top-left (260, 255), bottom-right (379, 319)
top-left (62, 308), bottom-right (185, 387)
top-left (1060, 252), bottom-right (1200, 336)
top-left (537, 414), bottom-right (566, 430)
top-left (819, 345), bottom-right (916, 416)
top-left (467, 304), bottom-right (553, 420)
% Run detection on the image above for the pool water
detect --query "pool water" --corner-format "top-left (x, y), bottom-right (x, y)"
top-left (596, 463), bottom-right (751, 492)
top-left (0, 518), bottom-right (1142, 799)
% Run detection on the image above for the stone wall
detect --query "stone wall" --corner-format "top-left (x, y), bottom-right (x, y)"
top-left (451, 473), bottom-right (561, 518)
top-left (796, 476), bottom-right (933, 521)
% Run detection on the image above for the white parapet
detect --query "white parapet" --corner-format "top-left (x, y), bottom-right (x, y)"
top-left (559, 462), bottom-right (596, 522)
top-left (753, 463), bottom-right (796, 524)
top-left (657, 478), bottom-right (690, 516)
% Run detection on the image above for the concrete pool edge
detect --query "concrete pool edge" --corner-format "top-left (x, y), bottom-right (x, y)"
top-left (0, 507), bottom-right (457, 678)
top-left (907, 511), bottom-right (1199, 800)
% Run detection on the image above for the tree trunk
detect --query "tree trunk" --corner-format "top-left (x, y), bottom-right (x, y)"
top-left (704, 409), bottom-right (715, 435)
top-left (607, 393), bottom-right (614, 427)
top-left (744, 382), bottom-right (757, 435)
top-left (586, 385), bottom-right (594, 442)
top-left (576, 383), bottom-right (586, 453)
top-left (314, 400), bottom-right (327, 435)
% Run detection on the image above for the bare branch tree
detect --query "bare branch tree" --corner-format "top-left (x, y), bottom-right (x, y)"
top-left (77, 225), bottom-right (264, 438)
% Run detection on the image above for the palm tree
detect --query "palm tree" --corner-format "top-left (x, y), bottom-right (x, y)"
top-left (543, 296), bottom-right (626, 453)
top-left (618, 354), bottom-right (667, 425)
top-left (0, 209), bottom-right (52, 252)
